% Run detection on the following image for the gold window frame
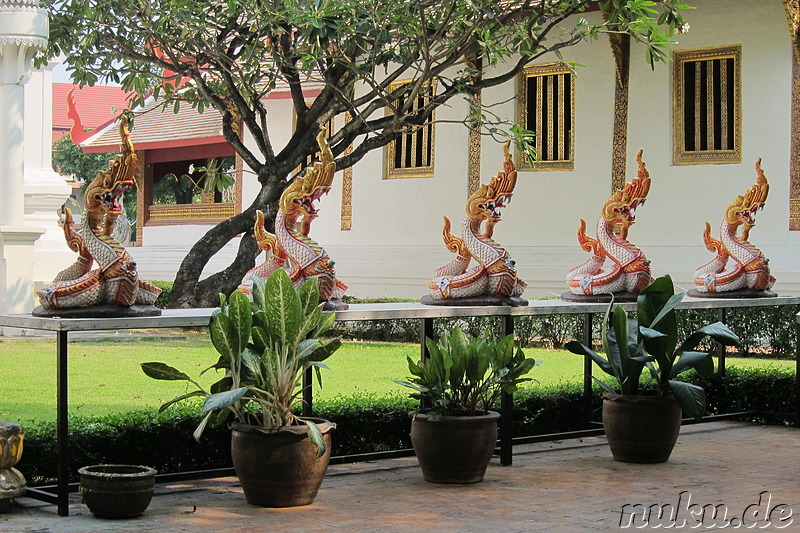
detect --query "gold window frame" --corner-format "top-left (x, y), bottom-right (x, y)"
top-left (673, 45), bottom-right (742, 165)
top-left (517, 63), bottom-right (575, 171)
top-left (385, 79), bottom-right (437, 179)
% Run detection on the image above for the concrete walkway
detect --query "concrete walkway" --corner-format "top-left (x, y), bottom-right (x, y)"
top-left (2, 421), bottom-right (799, 532)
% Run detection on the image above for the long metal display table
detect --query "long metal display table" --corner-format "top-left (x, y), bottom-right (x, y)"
top-left (1, 295), bottom-right (798, 516)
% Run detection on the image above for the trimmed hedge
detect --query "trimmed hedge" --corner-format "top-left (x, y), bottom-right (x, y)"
top-left (17, 367), bottom-right (794, 486)
top-left (19, 406), bottom-right (232, 486)
top-left (686, 366), bottom-right (797, 424)
top-left (152, 280), bottom-right (174, 309)
top-left (153, 286), bottom-right (796, 356)
top-left (331, 304), bottom-right (796, 357)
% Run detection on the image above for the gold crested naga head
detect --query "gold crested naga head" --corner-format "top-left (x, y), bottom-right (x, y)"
top-left (83, 114), bottom-right (138, 232)
top-left (280, 127), bottom-right (337, 218)
top-left (725, 158), bottom-right (769, 234)
top-left (466, 140), bottom-right (517, 222)
top-left (602, 148), bottom-right (650, 226)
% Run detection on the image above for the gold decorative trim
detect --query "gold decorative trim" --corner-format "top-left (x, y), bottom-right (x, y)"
top-left (785, 0), bottom-right (800, 230)
top-left (468, 92), bottom-right (482, 196)
top-left (673, 45), bottom-right (742, 165)
top-left (608, 32), bottom-right (630, 191)
top-left (792, 59), bottom-right (800, 230)
top-left (341, 112), bottom-right (353, 230)
top-left (517, 62), bottom-right (575, 171)
top-left (134, 157), bottom-right (146, 246)
top-left (234, 153), bottom-right (243, 215)
top-left (149, 203), bottom-right (236, 222)
top-left (385, 79), bottom-right (437, 179)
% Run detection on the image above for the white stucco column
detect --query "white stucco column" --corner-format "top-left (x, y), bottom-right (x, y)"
top-left (0, 0), bottom-right (48, 316)
top-left (0, 70), bottom-right (25, 225)
top-left (25, 61), bottom-right (73, 285)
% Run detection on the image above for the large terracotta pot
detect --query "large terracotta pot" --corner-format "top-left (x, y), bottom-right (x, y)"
top-left (602, 393), bottom-right (682, 463)
top-left (231, 419), bottom-right (335, 507)
top-left (410, 410), bottom-right (500, 484)
top-left (78, 464), bottom-right (156, 518)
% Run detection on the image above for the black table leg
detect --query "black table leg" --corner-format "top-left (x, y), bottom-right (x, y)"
top-left (500, 314), bottom-right (514, 466)
top-left (57, 330), bottom-right (69, 516)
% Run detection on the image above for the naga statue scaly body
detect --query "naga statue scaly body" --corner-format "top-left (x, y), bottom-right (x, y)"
top-left (239, 129), bottom-right (347, 306)
top-left (565, 150), bottom-right (652, 297)
top-left (36, 117), bottom-right (161, 311)
top-left (692, 159), bottom-right (775, 294)
top-left (425, 141), bottom-right (526, 303)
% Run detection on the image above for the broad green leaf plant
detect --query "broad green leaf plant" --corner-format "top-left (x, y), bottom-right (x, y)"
top-left (396, 327), bottom-right (541, 421)
top-left (142, 269), bottom-right (341, 455)
top-left (566, 275), bottom-right (739, 419)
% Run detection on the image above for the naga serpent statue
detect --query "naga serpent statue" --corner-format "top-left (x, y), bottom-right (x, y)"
top-left (239, 128), bottom-right (348, 310)
top-left (34, 117), bottom-right (162, 316)
top-left (421, 141), bottom-right (527, 306)
top-left (689, 159), bottom-right (776, 298)
top-left (563, 149), bottom-right (652, 301)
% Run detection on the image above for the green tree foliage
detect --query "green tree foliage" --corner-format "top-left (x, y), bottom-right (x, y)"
top-left (44, 0), bottom-right (691, 306)
top-left (51, 135), bottom-right (114, 184)
top-left (52, 135), bottom-right (137, 222)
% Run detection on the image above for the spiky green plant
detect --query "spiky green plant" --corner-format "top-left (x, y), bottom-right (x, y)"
top-left (396, 327), bottom-right (540, 421)
top-left (566, 274), bottom-right (739, 419)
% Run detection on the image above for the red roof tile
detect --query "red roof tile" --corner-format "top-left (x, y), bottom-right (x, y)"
top-left (52, 83), bottom-right (133, 131)
top-left (82, 97), bottom-right (226, 152)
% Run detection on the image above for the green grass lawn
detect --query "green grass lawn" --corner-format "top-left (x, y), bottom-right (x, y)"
top-left (0, 334), bottom-right (792, 423)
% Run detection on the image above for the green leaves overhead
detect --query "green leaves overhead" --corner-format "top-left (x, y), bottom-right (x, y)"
top-left (44, 0), bottom-right (692, 145)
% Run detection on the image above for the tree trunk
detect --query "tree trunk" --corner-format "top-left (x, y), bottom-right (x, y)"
top-left (170, 179), bottom-right (282, 307)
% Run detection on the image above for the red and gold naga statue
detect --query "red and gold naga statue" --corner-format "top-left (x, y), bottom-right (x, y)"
top-left (563, 149), bottom-right (653, 301)
top-left (689, 159), bottom-right (776, 297)
top-left (422, 141), bottom-right (527, 306)
top-left (239, 128), bottom-right (348, 310)
top-left (34, 117), bottom-right (161, 316)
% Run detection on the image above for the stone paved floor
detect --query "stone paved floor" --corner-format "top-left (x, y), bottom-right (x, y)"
top-left (2, 421), bottom-right (799, 532)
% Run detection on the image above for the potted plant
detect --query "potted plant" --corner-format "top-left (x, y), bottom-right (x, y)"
top-left (566, 274), bottom-right (739, 463)
top-left (396, 326), bottom-right (539, 483)
top-left (141, 268), bottom-right (341, 507)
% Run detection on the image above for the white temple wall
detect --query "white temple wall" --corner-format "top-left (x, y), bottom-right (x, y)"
top-left (135, 223), bottom-right (242, 282)
top-left (146, 0), bottom-right (796, 300)
top-left (303, 0), bottom-right (800, 299)
top-left (24, 65), bottom-right (73, 286)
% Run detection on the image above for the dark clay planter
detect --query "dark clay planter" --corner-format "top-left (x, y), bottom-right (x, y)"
top-left (78, 464), bottom-right (157, 518)
top-left (410, 410), bottom-right (500, 484)
top-left (231, 419), bottom-right (335, 507)
top-left (602, 393), bottom-right (682, 463)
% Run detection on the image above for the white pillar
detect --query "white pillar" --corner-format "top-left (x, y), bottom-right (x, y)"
top-left (0, 78), bottom-right (24, 226)
top-left (25, 62), bottom-right (73, 285)
top-left (0, 0), bottom-right (48, 316)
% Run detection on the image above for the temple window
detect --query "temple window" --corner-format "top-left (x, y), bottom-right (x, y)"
top-left (143, 152), bottom-right (241, 230)
top-left (517, 63), bottom-right (575, 171)
top-left (673, 45), bottom-right (741, 165)
top-left (80, 100), bottom-right (243, 246)
top-left (386, 79), bottom-right (436, 178)
top-left (151, 157), bottom-right (236, 206)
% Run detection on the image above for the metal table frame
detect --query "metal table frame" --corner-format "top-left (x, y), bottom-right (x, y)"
top-left (1, 296), bottom-right (798, 516)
